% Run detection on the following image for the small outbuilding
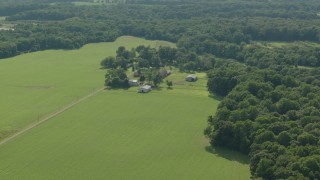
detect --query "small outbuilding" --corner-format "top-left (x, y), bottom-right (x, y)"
top-left (138, 85), bottom-right (152, 93)
top-left (185, 74), bottom-right (197, 82)
top-left (129, 80), bottom-right (139, 86)
top-left (133, 70), bottom-right (140, 77)
top-left (159, 69), bottom-right (172, 78)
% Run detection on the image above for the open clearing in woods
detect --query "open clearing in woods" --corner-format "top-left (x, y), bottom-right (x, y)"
top-left (0, 36), bottom-right (249, 179)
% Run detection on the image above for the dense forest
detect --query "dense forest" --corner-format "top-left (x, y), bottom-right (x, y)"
top-left (205, 62), bottom-right (320, 179)
top-left (1, 0), bottom-right (320, 179)
top-left (1, 0), bottom-right (320, 66)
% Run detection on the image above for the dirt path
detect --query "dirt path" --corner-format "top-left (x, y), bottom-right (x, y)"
top-left (0, 87), bottom-right (104, 146)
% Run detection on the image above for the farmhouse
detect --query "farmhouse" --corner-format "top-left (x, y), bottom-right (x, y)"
top-left (185, 74), bottom-right (197, 82)
top-left (138, 85), bottom-right (152, 93)
top-left (129, 79), bottom-right (139, 86)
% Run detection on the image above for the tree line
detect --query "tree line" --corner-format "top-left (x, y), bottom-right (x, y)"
top-left (205, 61), bottom-right (320, 179)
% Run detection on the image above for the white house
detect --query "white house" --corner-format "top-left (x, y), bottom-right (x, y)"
top-left (138, 85), bottom-right (152, 93)
top-left (129, 80), bottom-right (139, 86)
top-left (185, 74), bottom-right (197, 82)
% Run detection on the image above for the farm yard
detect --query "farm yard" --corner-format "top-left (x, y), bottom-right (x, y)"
top-left (0, 36), bottom-right (249, 179)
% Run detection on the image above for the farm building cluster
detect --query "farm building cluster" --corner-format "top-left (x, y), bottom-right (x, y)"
top-left (131, 70), bottom-right (197, 93)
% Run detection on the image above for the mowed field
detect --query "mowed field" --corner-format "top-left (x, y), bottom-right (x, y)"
top-left (0, 36), bottom-right (174, 139)
top-left (0, 73), bottom-right (249, 180)
top-left (253, 41), bottom-right (320, 49)
top-left (0, 36), bottom-right (250, 179)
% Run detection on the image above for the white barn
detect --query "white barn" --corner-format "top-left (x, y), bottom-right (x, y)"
top-left (138, 85), bottom-right (152, 93)
top-left (129, 80), bottom-right (139, 86)
top-left (185, 74), bottom-right (197, 82)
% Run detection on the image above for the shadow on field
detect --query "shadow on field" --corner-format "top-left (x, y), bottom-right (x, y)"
top-left (104, 87), bottom-right (130, 90)
top-left (208, 93), bottom-right (223, 101)
top-left (205, 146), bottom-right (249, 165)
top-left (153, 87), bottom-right (163, 91)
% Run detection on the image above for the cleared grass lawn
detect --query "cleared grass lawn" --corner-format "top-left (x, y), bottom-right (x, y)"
top-left (0, 36), bottom-right (175, 139)
top-left (73, 2), bottom-right (105, 6)
top-left (73, 0), bottom-right (118, 6)
top-left (0, 78), bottom-right (249, 179)
top-left (253, 41), bottom-right (320, 49)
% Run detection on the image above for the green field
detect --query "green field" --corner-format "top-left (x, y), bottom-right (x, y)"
top-left (253, 41), bottom-right (320, 49)
top-left (0, 36), bottom-right (175, 140)
top-left (0, 36), bottom-right (249, 179)
top-left (73, 0), bottom-right (121, 6)
top-left (73, 1), bottom-right (104, 6)
top-left (0, 75), bottom-right (249, 180)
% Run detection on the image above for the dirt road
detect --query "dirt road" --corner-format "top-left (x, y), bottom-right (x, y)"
top-left (0, 87), bottom-right (104, 146)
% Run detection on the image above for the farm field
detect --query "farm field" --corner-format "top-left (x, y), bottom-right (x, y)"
top-left (0, 72), bottom-right (250, 179)
top-left (72, 1), bottom-right (105, 6)
top-left (0, 35), bottom-right (250, 179)
top-left (253, 41), bottom-right (320, 49)
top-left (73, 0), bottom-right (120, 6)
top-left (0, 36), bottom-right (175, 140)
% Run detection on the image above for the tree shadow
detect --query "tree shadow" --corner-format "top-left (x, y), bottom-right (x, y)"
top-left (104, 86), bottom-right (130, 90)
top-left (152, 87), bottom-right (163, 91)
top-left (208, 93), bottom-right (224, 101)
top-left (205, 146), bottom-right (249, 165)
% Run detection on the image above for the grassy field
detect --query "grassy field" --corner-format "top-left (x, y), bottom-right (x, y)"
top-left (73, 1), bottom-right (105, 6)
top-left (0, 36), bottom-right (175, 140)
top-left (0, 71), bottom-right (249, 179)
top-left (73, 0), bottom-right (121, 6)
top-left (253, 41), bottom-right (320, 49)
top-left (0, 36), bottom-right (250, 179)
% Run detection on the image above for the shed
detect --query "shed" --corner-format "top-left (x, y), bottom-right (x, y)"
top-left (133, 70), bottom-right (140, 77)
top-left (185, 74), bottom-right (197, 82)
top-left (129, 80), bottom-right (139, 86)
top-left (159, 69), bottom-right (172, 78)
top-left (138, 85), bottom-right (152, 93)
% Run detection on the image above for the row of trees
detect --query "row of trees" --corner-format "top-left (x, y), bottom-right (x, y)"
top-left (103, 46), bottom-right (168, 88)
top-left (101, 46), bottom-right (215, 72)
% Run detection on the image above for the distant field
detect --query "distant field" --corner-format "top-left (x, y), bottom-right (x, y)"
top-left (0, 16), bottom-right (5, 21)
top-left (73, 0), bottom-right (121, 6)
top-left (253, 41), bottom-right (320, 48)
top-left (73, 1), bottom-right (103, 6)
top-left (0, 70), bottom-right (249, 179)
top-left (0, 36), bottom-right (175, 140)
